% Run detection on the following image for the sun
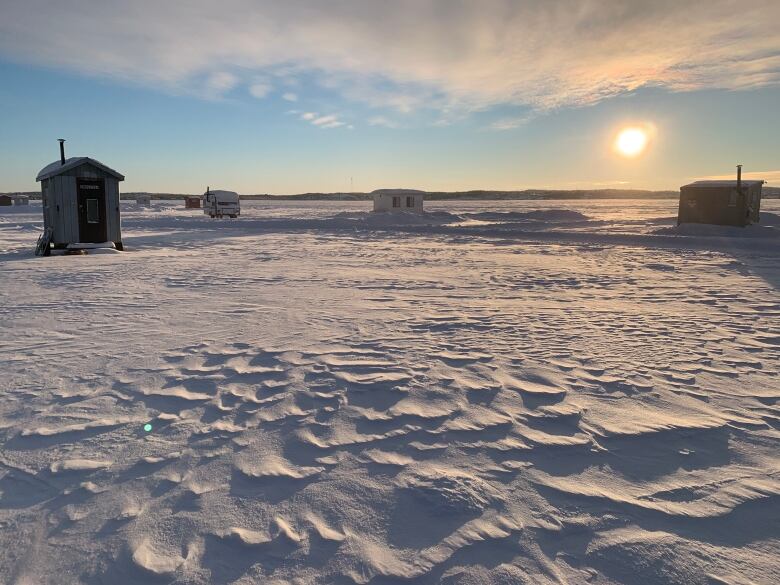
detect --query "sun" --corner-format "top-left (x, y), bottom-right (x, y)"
top-left (615, 127), bottom-right (649, 158)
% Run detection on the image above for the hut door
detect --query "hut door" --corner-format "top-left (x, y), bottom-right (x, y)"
top-left (77, 178), bottom-right (108, 242)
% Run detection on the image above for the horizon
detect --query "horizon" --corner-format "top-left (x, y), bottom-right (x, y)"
top-left (1, 1), bottom-right (779, 192)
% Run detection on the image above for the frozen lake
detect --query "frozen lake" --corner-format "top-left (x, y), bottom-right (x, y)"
top-left (1, 199), bottom-right (779, 584)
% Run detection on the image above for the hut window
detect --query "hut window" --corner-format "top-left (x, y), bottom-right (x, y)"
top-left (406, 196), bottom-right (414, 207)
top-left (392, 196), bottom-right (401, 208)
top-left (728, 191), bottom-right (737, 207)
top-left (86, 198), bottom-right (100, 223)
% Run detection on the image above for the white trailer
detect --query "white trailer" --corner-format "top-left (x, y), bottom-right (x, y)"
top-left (203, 188), bottom-right (240, 218)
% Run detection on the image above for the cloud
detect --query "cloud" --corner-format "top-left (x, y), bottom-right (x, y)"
top-left (205, 71), bottom-right (238, 97)
top-left (489, 115), bottom-right (533, 131)
top-left (368, 116), bottom-right (399, 128)
top-left (282, 92), bottom-right (298, 102)
top-left (1, 1), bottom-right (778, 113)
top-left (249, 82), bottom-right (272, 98)
top-left (311, 115), bottom-right (338, 126)
top-left (300, 112), bottom-right (346, 128)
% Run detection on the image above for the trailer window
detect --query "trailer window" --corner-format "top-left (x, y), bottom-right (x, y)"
top-left (728, 191), bottom-right (737, 207)
top-left (406, 196), bottom-right (414, 207)
top-left (392, 196), bottom-right (401, 208)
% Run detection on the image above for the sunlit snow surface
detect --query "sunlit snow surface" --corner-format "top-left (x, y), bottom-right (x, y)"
top-left (1, 199), bottom-right (779, 584)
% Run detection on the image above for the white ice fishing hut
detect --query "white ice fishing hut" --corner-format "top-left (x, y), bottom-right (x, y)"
top-left (14, 195), bottom-right (30, 206)
top-left (372, 189), bottom-right (424, 212)
top-left (36, 140), bottom-right (124, 250)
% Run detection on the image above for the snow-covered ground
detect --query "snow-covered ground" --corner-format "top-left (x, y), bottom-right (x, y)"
top-left (1, 199), bottom-right (778, 584)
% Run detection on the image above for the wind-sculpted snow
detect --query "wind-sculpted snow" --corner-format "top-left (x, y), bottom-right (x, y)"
top-left (465, 209), bottom-right (590, 223)
top-left (0, 199), bottom-right (779, 584)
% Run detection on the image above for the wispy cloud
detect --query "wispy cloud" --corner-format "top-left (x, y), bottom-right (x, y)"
top-left (282, 92), bottom-right (298, 102)
top-left (368, 116), bottom-right (399, 129)
top-left (489, 115), bottom-right (533, 131)
top-left (300, 112), bottom-right (346, 129)
top-left (1, 1), bottom-right (778, 114)
top-left (205, 71), bottom-right (238, 97)
top-left (249, 82), bottom-right (272, 99)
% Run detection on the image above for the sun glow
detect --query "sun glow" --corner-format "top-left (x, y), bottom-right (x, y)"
top-left (615, 126), bottom-right (651, 158)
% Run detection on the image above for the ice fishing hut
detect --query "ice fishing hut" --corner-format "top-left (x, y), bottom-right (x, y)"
top-left (36, 140), bottom-right (124, 251)
top-left (14, 195), bottom-right (30, 206)
top-left (136, 194), bottom-right (151, 207)
top-left (184, 196), bottom-right (201, 209)
top-left (372, 189), bottom-right (424, 212)
top-left (678, 166), bottom-right (764, 227)
top-left (0, 195), bottom-right (11, 206)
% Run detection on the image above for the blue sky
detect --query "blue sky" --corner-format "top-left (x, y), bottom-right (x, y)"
top-left (1, 1), bottom-right (778, 193)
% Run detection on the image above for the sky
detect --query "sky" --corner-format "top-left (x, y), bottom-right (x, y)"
top-left (1, 0), bottom-right (779, 194)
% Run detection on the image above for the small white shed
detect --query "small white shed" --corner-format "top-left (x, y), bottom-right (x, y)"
top-left (13, 195), bottom-right (30, 206)
top-left (372, 189), bottom-right (424, 213)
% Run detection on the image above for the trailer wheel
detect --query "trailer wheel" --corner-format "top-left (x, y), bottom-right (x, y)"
top-left (230, 214), bottom-right (237, 218)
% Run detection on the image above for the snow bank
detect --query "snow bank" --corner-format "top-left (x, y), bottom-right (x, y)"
top-left (332, 210), bottom-right (461, 226)
top-left (465, 209), bottom-right (589, 223)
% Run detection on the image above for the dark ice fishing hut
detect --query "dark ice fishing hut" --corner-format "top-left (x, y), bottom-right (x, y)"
top-left (36, 140), bottom-right (124, 252)
top-left (678, 166), bottom-right (764, 227)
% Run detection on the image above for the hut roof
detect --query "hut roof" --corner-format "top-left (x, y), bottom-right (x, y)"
top-left (372, 189), bottom-right (425, 195)
top-left (682, 180), bottom-right (764, 189)
top-left (36, 157), bottom-right (125, 182)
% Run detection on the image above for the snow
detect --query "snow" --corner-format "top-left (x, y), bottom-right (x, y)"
top-left (1, 198), bottom-right (779, 584)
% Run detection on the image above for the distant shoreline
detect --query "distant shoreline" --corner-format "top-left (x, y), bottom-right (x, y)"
top-left (4, 188), bottom-right (778, 200)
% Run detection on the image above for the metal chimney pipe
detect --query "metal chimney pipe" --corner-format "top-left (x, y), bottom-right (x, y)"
top-left (736, 164), bottom-right (743, 196)
top-left (58, 139), bottom-right (66, 165)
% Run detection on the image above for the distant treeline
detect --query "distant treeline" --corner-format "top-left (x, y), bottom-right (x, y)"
top-left (5, 188), bottom-right (779, 200)
top-left (122, 187), bottom-right (780, 200)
